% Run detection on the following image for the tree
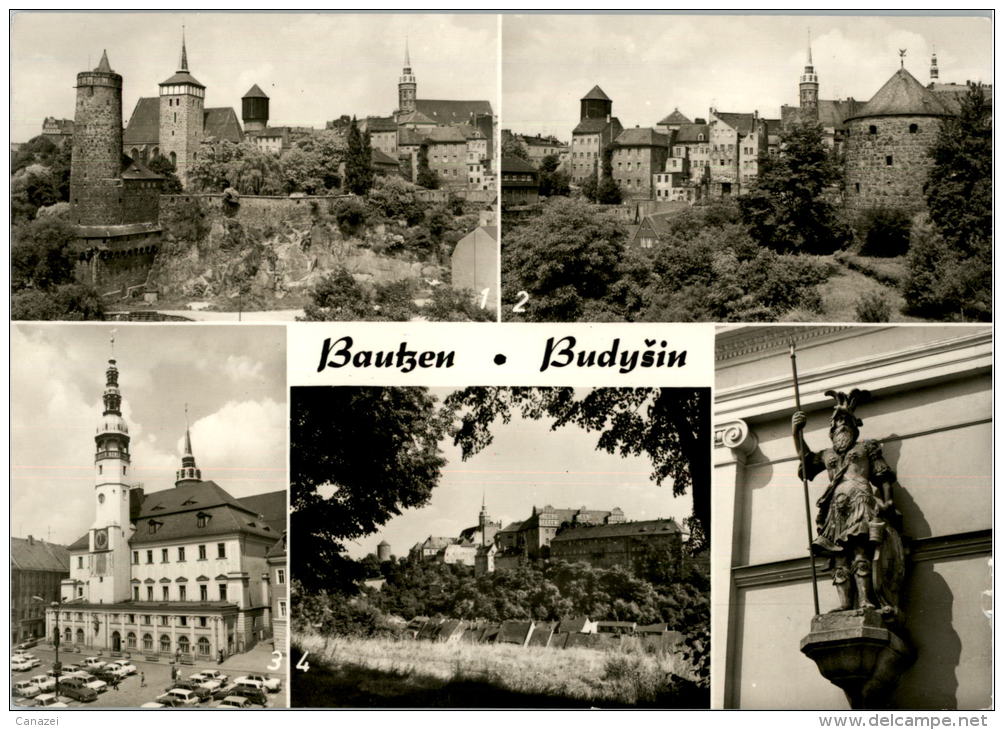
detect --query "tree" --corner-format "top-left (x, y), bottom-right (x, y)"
top-left (595, 146), bottom-right (623, 204)
top-left (344, 117), bottom-right (375, 195)
top-left (739, 121), bottom-right (850, 254)
top-left (415, 143), bottom-right (439, 189)
top-left (146, 155), bottom-right (183, 193)
top-left (502, 197), bottom-right (629, 321)
top-left (501, 133), bottom-right (530, 162)
top-left (538, 154), bottom-right (571, 198)
top-left (12, 215), bottom-right (79, 290)
top-left (444, 387), bottom-right (711, 550)
top-left (366, 175), bottom-right (425, 225)
top-left (299, 267), bottom-right (374, 321)
top-left (290, 387), bottom-right (449, 592)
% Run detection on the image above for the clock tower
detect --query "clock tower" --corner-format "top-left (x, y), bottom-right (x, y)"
top-left (88, 353), bottom-right (134, 604)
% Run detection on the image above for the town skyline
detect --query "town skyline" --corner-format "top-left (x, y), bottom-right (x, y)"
top-left (503, 14), bottom-right (992, 138)
top-left (11, 11), bottom-right (498, 143)
top-left (10, 324), bottom-right (287, 546)
top-left (347, 387), bottom-right (693, 561)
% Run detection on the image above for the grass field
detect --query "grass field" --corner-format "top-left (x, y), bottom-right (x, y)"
top-left (292, 631), bottom-right (708, 708)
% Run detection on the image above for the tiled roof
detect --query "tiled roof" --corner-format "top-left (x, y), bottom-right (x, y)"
top-left (422, 536), bottom-right (456, 550)
top-left (422, 126), bottom-right (468, 144)
top-left (498, 521), bottom-right (523, 533)
top-left (398, 110), bottom-right (438, 126)
top-left (581, 85), bottom-right (611, 101)
top-left (11, 538), bottom-right (70, 573)
top-left (124, 100), bottom-right (242, 146)
top-left (371, 148), bottom-right (399, 166)
top-left (365, 116), bottom-right (398, 133)
top-left (550, 517), bottom-right (684, 543)
top-left (160, 70), bottom-right (204, 88)
top-left (121, 155), bottom-right (162, 180)
top-left (573, 117), bottom-right (618, 135)
top-left (242, 84), bottom-right (268, 99)
top-left (415, 99), bottom-right (493, 122)
top-left (929, 83), bottom-right (992, 114)
top-left (658, 108), bottom-right (692, 125)
top-left (614, 127), bottom-right (669, 147)
top-left (847, 68), bottom-right (952, 120)
top-left (714, 111), bottom-right (756, 136)
top-left (238, 490), bottom-right (287, 535)
top-left (501, 155), bottom-right (536, 173)
top-left (673, 123), bottom-right (709, 143)
top-left (266, 533), bottom-right (286, 559)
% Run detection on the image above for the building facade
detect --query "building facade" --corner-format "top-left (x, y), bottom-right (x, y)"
top-left (713, 325), bottom-right (991, 709)
top-left (571, 86), bottom-right (623, 185)
top-left (266, 533), bottom-right (287, 652)
top-left (46, 355), bottom-right (285, 661)
top-left (549, 518), bottom-right (686, 571)
top-left (11, 537), bottom-right (69, 644)
top-left (610, 127), bottom-right (669, 200)
top-left (501, 156), bottom-right (539, 207)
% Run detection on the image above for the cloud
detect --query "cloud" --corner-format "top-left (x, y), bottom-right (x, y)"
top-left (222, 354), bottom-right (265, 384)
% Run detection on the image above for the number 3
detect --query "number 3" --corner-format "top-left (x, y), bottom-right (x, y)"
top-left (267, 650), bottom-right (282, 672)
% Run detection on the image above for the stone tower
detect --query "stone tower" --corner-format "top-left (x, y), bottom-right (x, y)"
top-left (799, 34), bottom-right (820, 121)
top-left (478, 494), bottom-right (491, 547)
top-left (242, 84), bottom-right (270, 133)
top-left (175, 423), bottom-right (202, 488)
top-left (580, 85), bottom-right (613, 121)
top-left (398, 40), bottom-right (417, 115)
top-left (159, 31), bottom-right (205, 186)
top-left (844, 63), bottom-right (952, 213)
top-left (88, 350), bottom-right (134, 604)
top-left (70, 50), bottom-right (124, 226)
top-left (377, 540), bottom-right (392, 562)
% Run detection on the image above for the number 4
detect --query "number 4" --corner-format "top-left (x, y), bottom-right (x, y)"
top-left (296, 652), bottom-right (310, 673)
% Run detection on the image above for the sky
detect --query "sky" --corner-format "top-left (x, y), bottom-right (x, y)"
top-left (346, 387), bottom-right (694, 560)
top-left (502, 13), bottom-right (993, 138)
top-left (10, 11), bottom-right (499, 142)
top-left (11, 324), bottom-right (287, 546)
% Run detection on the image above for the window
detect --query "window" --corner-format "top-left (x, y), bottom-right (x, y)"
top-left (133, 586), bottom-right (139, 601)
top-left (197, 512), bottom-right (209, 528)
top-left (198, 616), bottom-right (208, 628)
top-left (276, 568), bottom-right (286, 585)
top-left (146, 550), bottom-right (153, 564)
top-left (160, 634), bottom-right (171, 652)
top-left (179, 615), bottom-right (188, 627)
top-left (161, 549), bottom-right (168, 563)
top-left (909, 123), bottom-right (919, 134)
top-left (178, 547), bottom-right (185, 562)
top-left (160, 615), bottom-right (169, 626)
top-left (197, 637), bottom-right (211, 656)
top-left (162, 587), bottom-right (169, 601)
top-left (132, 551), bottom-right (139, 564)
top-left (885, 156), bottom-right (893, 166)
top-left (142, 633), bottom-right (153, 651)
top-left (855, 183), bottom-right (861, 193)
top-left (198, 545), bottom-right (207, 560)
top-left (143, 615), bottom-right (151, 625)
top-left (217, 543), bottom-right (226, 559)
top-left (199, 585), bottom-right (208, 601)
top-left (278, 600), bottom-right (287, 618)
top-left (77, 556), bottom-right (83, 569)
top-left (179, 585), bottom-right (187, 601)
top-left (869, 125), bottom-right (877, 135)
top-left (219, 585), bottom-right (228, 601)
top-left (146, 587), bottom-right (153, 601)
top-left (127, 632), bottom-right (136, 648)
top-left (178, 635), bottom-right (190, 654)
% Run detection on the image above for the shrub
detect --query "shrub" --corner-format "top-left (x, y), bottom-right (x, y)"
top-left (857, 207), bottom-right (912, 257)
top-left (162, 199), bottom-right (210, 242)
top-left (854, 291), bottom-right (892, 322)
top-left (333, 197), bottom-right (370, 233)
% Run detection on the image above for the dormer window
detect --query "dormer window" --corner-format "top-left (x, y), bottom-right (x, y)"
top-left (196, 512), bottom-right (210, 528)
top-left (148, 520), bottom-right (162, 534)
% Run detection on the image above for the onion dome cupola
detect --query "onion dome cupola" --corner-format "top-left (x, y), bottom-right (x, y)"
top-left (94, 358), bottom-right (130, 464)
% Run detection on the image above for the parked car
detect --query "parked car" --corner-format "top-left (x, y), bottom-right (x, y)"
top-left (192, 669), bottom-right (228, 684)
top-left (35, 693), bottom-right (69, 708)
top-left (107, 659), bottom-right (137, 675)
top-left (12, 657), bottom-right (35, 672)
top-left (218, 696), bottom-right (251, 709)
top-left (235, 673), bottom-right (281, 692)
top-left (30, 675), bottom-right (56, 692)
top-left (15, 639), bottom-right (39, 651)
top-left (13, 649), bottom-right (37, 660)
top-left (14, 680), bottom-right (41, 698)
top-left (155, 688), bottom-right (200, 707)
top-left (82, 657), bottom-right (106, 670)
top-left (60, 684), bottom-right (98, 703)
top-left (171, 679), bottom-right (213, 702)
top-left (232, 684), bottom-right (268, 707)
top-left (211, 683), bottom-right (239, 701)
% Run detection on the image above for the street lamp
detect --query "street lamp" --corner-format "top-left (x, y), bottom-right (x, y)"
top-left (32, 596), bottom-right (62, 699)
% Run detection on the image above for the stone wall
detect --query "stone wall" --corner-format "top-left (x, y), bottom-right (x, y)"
top-left (75, 230), bottom-right (161, 296)
top-left (160, 193), bottom-right (350, 228)
top-left (845, 115), bottom-right (944, 213)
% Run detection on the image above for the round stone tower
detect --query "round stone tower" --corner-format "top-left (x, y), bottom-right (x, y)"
top-left (377, 540), bottom-right (392, 562)
top-left (398, 40), bottom-right (417, 115)
top-left (242, 84), bottom-right (270, 133)
top-left (70, 50), bottom-right (124, 226)
top-left (580, 85), bottom-right (613, 121)
top-left (844, 64), bottom-right (951, 213)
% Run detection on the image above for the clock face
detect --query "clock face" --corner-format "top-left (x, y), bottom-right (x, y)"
top-left (94, 529), bottom-right (108, 550)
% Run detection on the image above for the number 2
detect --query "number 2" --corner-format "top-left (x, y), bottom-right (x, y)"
top-left (512, 291), bottom-right (529, 313)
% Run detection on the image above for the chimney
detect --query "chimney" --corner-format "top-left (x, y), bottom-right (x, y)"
top-left (28, 535), bottom-right (34, 545)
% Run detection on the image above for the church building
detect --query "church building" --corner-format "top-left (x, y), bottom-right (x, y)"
top-left (45, 354), bottom-right (285, 660)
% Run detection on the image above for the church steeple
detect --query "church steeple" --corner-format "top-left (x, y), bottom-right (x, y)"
top-left (930, 48), bottom-right (939, 82)
top-left (799, 29), bottom-right (820, 120)
top-left (179, 25), bottom-right (189, 71)
top-left (175, 406), bottom-right (202, 487)
top-left (398, 38), bottom-right (417, 116)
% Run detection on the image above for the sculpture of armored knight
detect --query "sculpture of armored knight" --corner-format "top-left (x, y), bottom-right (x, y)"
top-left (792, 389), bottom-right (907, 621)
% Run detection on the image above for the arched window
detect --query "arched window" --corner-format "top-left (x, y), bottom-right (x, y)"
top-left (169, 151), bottom-right (177, 166)
top-left (909, 123), bottom-right (919, 134)
top-left (197, 637), bottom-right (211, 656)
top-left (142, 633), bottom-right (153, 651)
top-left (127, 632), bottom-right (136, 648)
top-left (177, 635), bottom-right (191, 654)
top-left (75, 628), bottom-right (84, 645)
top-left (159, 635), bottom-right (171, 652)
top-left (868, 125), bottom-right (877, 135)
top-left (64, 627), bottom-right (72, 644)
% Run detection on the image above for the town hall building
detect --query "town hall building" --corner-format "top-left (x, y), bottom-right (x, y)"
top-left (45, 354), bottom-right (285, 661)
